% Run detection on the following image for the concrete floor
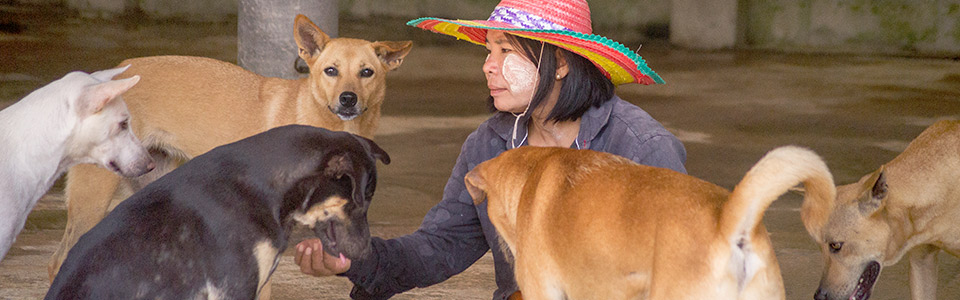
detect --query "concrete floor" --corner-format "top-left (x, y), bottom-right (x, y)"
top-left (2, 4), bottom-right (960, 300)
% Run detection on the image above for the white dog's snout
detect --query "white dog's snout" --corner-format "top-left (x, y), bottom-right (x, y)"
top-left (116, 143), bottom-right (155, 177)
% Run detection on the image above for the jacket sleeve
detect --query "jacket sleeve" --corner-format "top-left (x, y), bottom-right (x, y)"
top-left (343, 130), bottom-right (494, 299)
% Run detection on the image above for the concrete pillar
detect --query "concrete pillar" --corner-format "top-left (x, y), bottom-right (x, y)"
top-left (670, 0), bottom-right (738, 49)
top-left (238, 0), bottom-right (338, 79)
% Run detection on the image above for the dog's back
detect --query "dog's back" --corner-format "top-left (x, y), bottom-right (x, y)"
top-left (45, 189), bottom-right (251, 300)
top-left (537, 150), bottom-right (739, 299)
top-left (117, 55), bottom-right (293, 155)
top-left (467, 146), bottom-right (835, 299)
top-left (46, 152), bottom-right (268, 300)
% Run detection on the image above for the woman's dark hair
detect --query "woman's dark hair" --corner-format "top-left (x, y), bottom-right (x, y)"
top-left (486, 33), bottom-right (615, 123)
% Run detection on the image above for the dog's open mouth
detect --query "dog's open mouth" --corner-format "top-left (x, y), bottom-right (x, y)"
top-left (316, 220), bottom-right (341, 256)
top-left (325, 220), bottom-right (338, 248)
top-left (328, 106), bottom-right (366, 121)
top-left (108, 160), bottom-right (123, 174)
top-left (850, 261), bottom-right (880, 300)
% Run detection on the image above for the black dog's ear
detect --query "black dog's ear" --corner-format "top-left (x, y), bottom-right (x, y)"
top-left (323, 153), bottom-right (362, 202)
top-left (352, 135), bottom-right (390, 165)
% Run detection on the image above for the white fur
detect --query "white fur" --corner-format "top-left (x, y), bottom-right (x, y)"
top-left (0, 65), bottom-right (153, 261)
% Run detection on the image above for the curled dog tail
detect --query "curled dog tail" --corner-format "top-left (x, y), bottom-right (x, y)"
top-left (719, 146), bottom-right (836, 289)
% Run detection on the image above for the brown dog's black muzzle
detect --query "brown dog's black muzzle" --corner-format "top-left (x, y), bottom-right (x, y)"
top-left (814, 261), bottom-right (881, 300)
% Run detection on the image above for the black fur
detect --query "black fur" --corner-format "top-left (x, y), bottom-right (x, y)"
top-left (45, 125), bottom-right (389, 300)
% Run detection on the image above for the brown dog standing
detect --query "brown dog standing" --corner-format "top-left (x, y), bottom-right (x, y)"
top-left (802, 120), bottom-right (960, 300)
top-left (465, 146), bottom-right (837, 300)
top-left (48, 14), bottom-right (412, 283)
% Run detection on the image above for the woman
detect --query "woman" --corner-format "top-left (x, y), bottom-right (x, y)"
top-left (294, 0), bottom-right (687, 299)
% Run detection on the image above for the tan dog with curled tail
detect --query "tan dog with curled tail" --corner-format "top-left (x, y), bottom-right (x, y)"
top-left (466, 146), bottom-right (837, 300)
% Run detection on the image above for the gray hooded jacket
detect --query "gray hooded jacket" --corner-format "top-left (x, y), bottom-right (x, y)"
top-left (344, 95), bottom-right (687, 299)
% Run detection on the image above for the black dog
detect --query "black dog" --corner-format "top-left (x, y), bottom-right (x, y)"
top-left (46, 125), bottom-right (389, 299)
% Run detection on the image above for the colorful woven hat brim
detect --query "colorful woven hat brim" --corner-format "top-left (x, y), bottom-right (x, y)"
top-left (408, 17), bottom-right (664, 86)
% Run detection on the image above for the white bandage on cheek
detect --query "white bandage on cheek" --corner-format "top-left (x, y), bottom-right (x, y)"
top-left (502, 53), bottom-right (538, 94)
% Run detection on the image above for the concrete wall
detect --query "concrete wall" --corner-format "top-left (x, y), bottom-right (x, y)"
top-left (671, 0), bottom-right (738, 49)
top-left (32, 0), bottom-right (670, 26)
top-left (742, 0), bottom-right (960, 56)
top-left (337, 0), bottom-right (671, 28)
top-left (60, 0), bottom-right (238, 21)
top-left (16, 0), bottom-right (960, 56)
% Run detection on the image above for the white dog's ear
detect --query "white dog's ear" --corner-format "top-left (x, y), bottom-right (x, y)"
top-left (79, 75), bottom-right (140, 115)
top-left (90, 64), bottom-right (132, 81)
top-left (293, 14), bottom-right (331, 64)
top-left (858, 166), bottom-right (887, 215)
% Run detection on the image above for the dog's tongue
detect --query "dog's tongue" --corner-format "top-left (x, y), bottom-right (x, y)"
top-left (339, 253), bottom-right (347, 265)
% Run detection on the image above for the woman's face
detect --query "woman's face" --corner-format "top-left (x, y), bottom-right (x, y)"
top-left (484, 30), bottom-right (539, 113)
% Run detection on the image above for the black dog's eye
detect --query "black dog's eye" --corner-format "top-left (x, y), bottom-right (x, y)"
top-left (324, 67), bottom-right (339, 76)
top-left (359, 68), bottom-right (374, 78)
top-left (828, 241), bottom-right (844, 253)
top-left (119, 119), bottom-right (129, 131)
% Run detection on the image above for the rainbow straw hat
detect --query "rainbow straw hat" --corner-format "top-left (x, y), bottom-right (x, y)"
top-left (407, 0), bottom-right (663, 86)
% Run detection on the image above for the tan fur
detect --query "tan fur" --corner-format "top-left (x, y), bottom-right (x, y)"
top-left (802, 120), bottom-right (960, 300)
top-left (465, 146), bottom-right (836, 300)
top-left (253, 240), bottom-right (280, 298)
top-left (48, 14), bottom-right (412, 287)
top-left (293, 196), bottom-right (349, 228)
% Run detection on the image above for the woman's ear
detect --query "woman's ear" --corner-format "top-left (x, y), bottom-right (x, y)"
top-left (555, 49), bottom-right (569, 80)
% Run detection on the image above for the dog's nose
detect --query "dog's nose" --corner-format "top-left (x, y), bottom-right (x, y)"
top-left (339, 92), bottom-right (357, 107)
top-left (813, 288), bottom-right (828, 300)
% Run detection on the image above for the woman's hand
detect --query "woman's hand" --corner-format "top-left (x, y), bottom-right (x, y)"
top-left (294, 238), bottom-right (351, 276)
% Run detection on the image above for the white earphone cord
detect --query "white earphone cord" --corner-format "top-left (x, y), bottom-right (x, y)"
top-left (511, 41), bottom-right (546, 149)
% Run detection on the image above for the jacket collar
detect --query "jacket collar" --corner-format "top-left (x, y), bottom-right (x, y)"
top-left (490, 95), bottom-right (617, 149)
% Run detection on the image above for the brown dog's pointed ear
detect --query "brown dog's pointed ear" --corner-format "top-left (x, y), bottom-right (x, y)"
top-left (464, 168), bottom-right (488, 205)
top-left (372, 41), bottom-right (413, 71)
top-left (79, 75), bottom-right (140, 116)
top-left (294, 14), bottom-right (331, 64)
top-left (858, 166), bottom-right (887, 215)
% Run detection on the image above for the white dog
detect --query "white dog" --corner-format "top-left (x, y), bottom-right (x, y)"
top-left (0, 65), bottom-right (154, 261)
